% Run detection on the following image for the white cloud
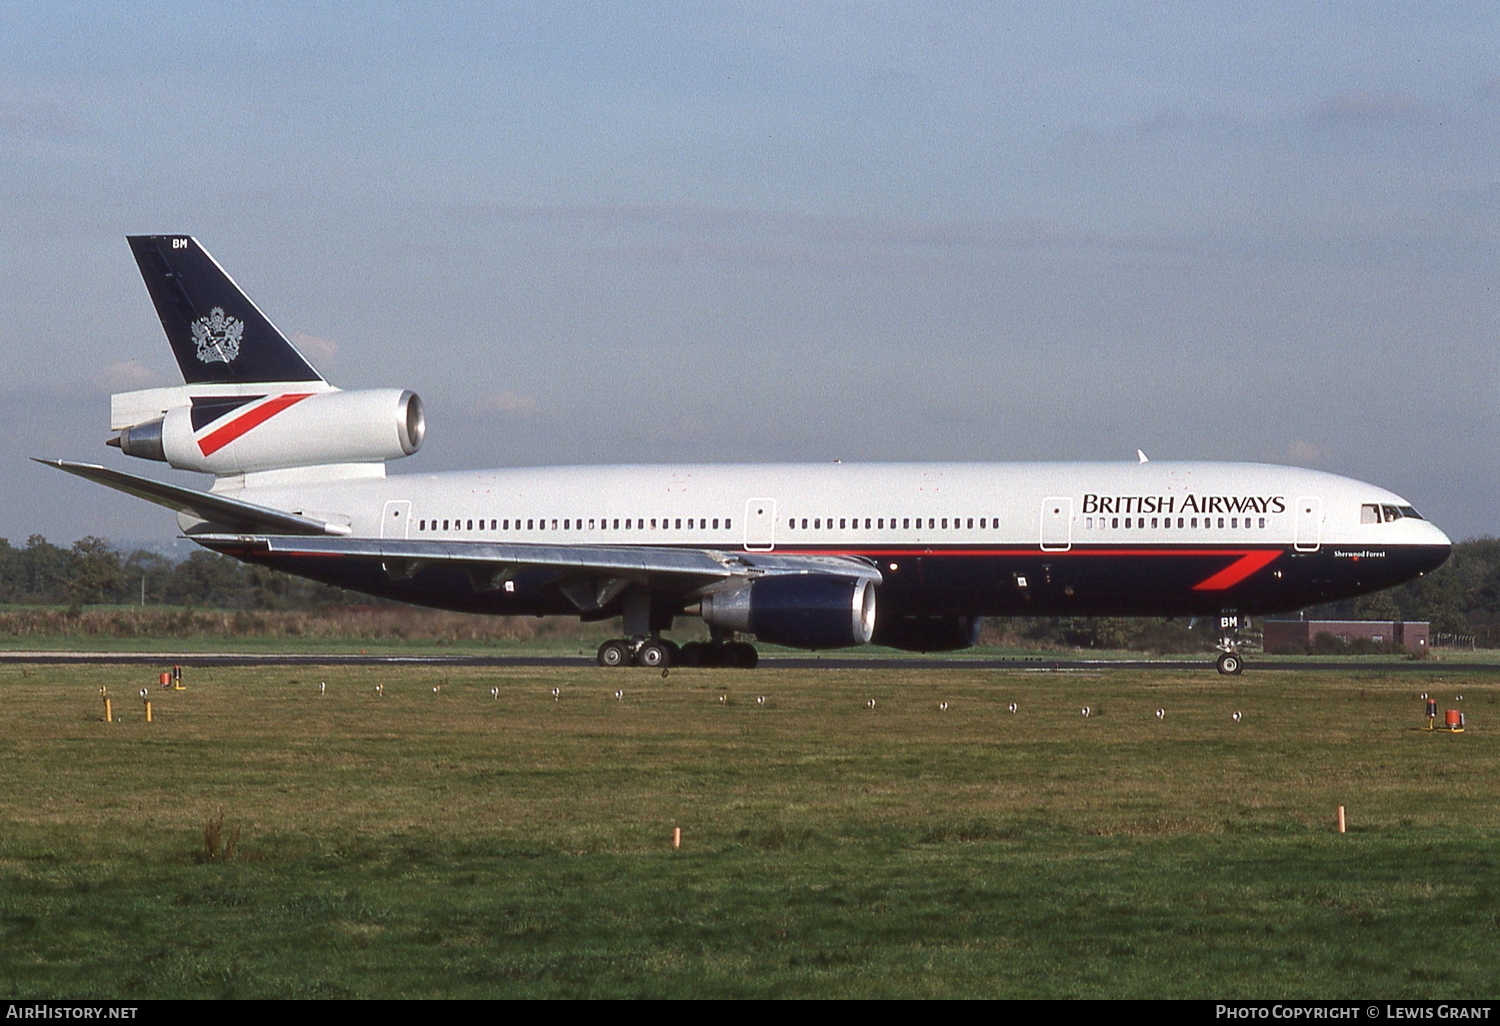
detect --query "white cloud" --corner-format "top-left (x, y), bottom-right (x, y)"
top-left (474, 390), bottom-right (541, 418)
top-left (90, 360), bottom-right (160, 394)
top-left (290, 333), bottom-right (340, 371)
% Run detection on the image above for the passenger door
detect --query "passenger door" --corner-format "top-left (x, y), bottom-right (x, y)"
top-left (743, 498), bottom-right (777, 552)
top-left (1040, 497), bottom-right (1073, 552)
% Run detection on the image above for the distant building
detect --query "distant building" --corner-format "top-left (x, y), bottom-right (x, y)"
top-left (1262, 619), bottom-right (1430, 655)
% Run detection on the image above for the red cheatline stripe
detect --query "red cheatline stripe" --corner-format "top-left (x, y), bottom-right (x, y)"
top-left (198, 393), bottom-right (314, 456)
top-left (1191, 550), bottom-right (1282, 591)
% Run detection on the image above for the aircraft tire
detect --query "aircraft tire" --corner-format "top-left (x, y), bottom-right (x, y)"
top-left (1216, 652), bottom-right (1243, 676)
top-left (637, 640), bottom-right (672, 669)
top-left (597, 640), bottom-right (631, 668)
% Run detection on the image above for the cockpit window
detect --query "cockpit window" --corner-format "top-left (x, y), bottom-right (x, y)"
top-left (1363, 502), bottom-right (1425, 524)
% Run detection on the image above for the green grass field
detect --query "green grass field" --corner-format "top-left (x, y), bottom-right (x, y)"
top-left (1, 662), bottom-right (1497, 998)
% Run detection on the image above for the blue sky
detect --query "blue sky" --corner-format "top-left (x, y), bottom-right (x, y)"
top-left (2, 2), bottom-right (1497, 545)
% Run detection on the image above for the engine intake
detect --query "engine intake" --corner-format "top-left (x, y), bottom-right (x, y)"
top-left (700, 575), bottom-right (876, 650)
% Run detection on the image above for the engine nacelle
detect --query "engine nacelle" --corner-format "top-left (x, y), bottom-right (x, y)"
top-left (699, 575), bottom-right (877, 650)
top-left (872, 615), bottom-right (981, 653)
top-left (115, 388), bottom-right (424, 476)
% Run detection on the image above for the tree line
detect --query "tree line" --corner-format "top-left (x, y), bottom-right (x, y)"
top-left (2, 534), bottom-right (1497, 647)
top-left (0, 535), bottom-right (359, 611)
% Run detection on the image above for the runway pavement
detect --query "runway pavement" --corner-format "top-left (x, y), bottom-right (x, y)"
top-left (3, 651), bottom-right (1496, 672)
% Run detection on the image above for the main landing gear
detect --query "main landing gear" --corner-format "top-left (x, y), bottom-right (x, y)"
top-left (1215, 612), bottom-right (1246, 676)
top-left (595, 637), bottom-right (759, 669)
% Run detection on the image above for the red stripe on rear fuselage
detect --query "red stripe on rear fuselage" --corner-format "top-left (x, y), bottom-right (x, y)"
top-left (197, 393), bottom-right (313, 456)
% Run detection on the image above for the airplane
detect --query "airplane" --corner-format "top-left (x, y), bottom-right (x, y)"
top-left (38, 235), bottom-right (1453, 674)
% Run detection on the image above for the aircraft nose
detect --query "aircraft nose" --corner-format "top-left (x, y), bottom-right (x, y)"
top-left (1419, 521), bottom-right (1452, 574)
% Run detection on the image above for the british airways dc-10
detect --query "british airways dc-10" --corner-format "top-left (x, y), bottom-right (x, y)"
top-left (40, 236), bottom-right (1452, 673)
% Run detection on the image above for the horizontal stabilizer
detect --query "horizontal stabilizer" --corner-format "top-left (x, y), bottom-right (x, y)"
top-left (34, 459), bottom-right (351, 537)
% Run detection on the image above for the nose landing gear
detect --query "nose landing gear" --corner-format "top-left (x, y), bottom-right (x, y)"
top-left (1215, 612), bottom-right (1246, 675)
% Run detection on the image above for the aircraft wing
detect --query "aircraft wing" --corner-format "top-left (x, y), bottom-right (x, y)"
top-left (189, 533), bottom-right (882, 608)
top-left (34, 460), bottom-right (352, 537)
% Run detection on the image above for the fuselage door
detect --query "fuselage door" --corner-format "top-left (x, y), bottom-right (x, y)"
top-left (381, 500), bottom-right (412, 540)
top-left (1294, 496), bottom-right (1321, 552)
top-left (744, 498), bottom-right (777, 552)
top-left (1040, 497), bottom-right (1073, 552)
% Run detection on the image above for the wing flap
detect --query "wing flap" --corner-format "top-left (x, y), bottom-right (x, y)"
top-left (189, 534), bottom-right (882, 595)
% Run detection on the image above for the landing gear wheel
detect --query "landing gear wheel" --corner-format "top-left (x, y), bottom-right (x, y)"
top-left (1216, 651), bottom-right (1243, 676)
top-left (678, 641), bottom-right (708, 667)
top-left (637, 640), bottom-right (672, 669)
top-left (597, 640), bottom-right (630, 668)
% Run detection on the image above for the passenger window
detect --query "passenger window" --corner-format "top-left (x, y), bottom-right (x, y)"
top-left (840, 518), bottom-right (847, 529)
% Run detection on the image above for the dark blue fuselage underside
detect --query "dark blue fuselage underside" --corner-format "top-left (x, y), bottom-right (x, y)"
top-left (215, 542), bottom-right (1449, 621)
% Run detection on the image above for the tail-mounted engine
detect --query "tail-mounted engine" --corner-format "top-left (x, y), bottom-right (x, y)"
top-left (112, 388), bottom-right (424, 476)
top-left (699, 575), bottom-right (877, 650)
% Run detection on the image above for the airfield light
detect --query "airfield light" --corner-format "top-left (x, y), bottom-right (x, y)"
top-left (319, 682), bottom-right (326, 696)
top-left (1336, 806), bottom-right (1346, 834)
top-left (173, 665), bottom-right (183, 690)
top-left (1156, 708), bottom-right (1165, 720)
top-left (551, 687), bottom-right (560, 701)
top-left (673, 827), bottom-right (681, 850)
top-left (158, 671), bottom-right (171, 689)
top-left (615, 690), bottom-right (623, 701)
top-left (1232, 711), bottom-right (1242, 723)
top-left (375, 684), bottom-right (384, 698)
top-left (757, 696), bottom-right (766, 706)
top-left (139, 689), bottom-right (152, 724)
top-left (867, 699), bottom-right (876, 710)
top-left (1008, 702), bottom-right (1018, 714)
top-left (490, 687), bottom-right (499, 700)
top-left (1081, 706), bottom-right (1091, 718)
top-left (719, 694), bottom-right (727, 705)
top-left (100, 686), bottom-right (112, 724)
top-left (1426, 698), bottom-right (1438, 723)
top-left (939, 702), bottom-right (949, 712)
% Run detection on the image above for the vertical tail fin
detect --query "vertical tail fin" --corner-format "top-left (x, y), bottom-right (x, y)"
top-left (127, 235), bottom-right (325, 385)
